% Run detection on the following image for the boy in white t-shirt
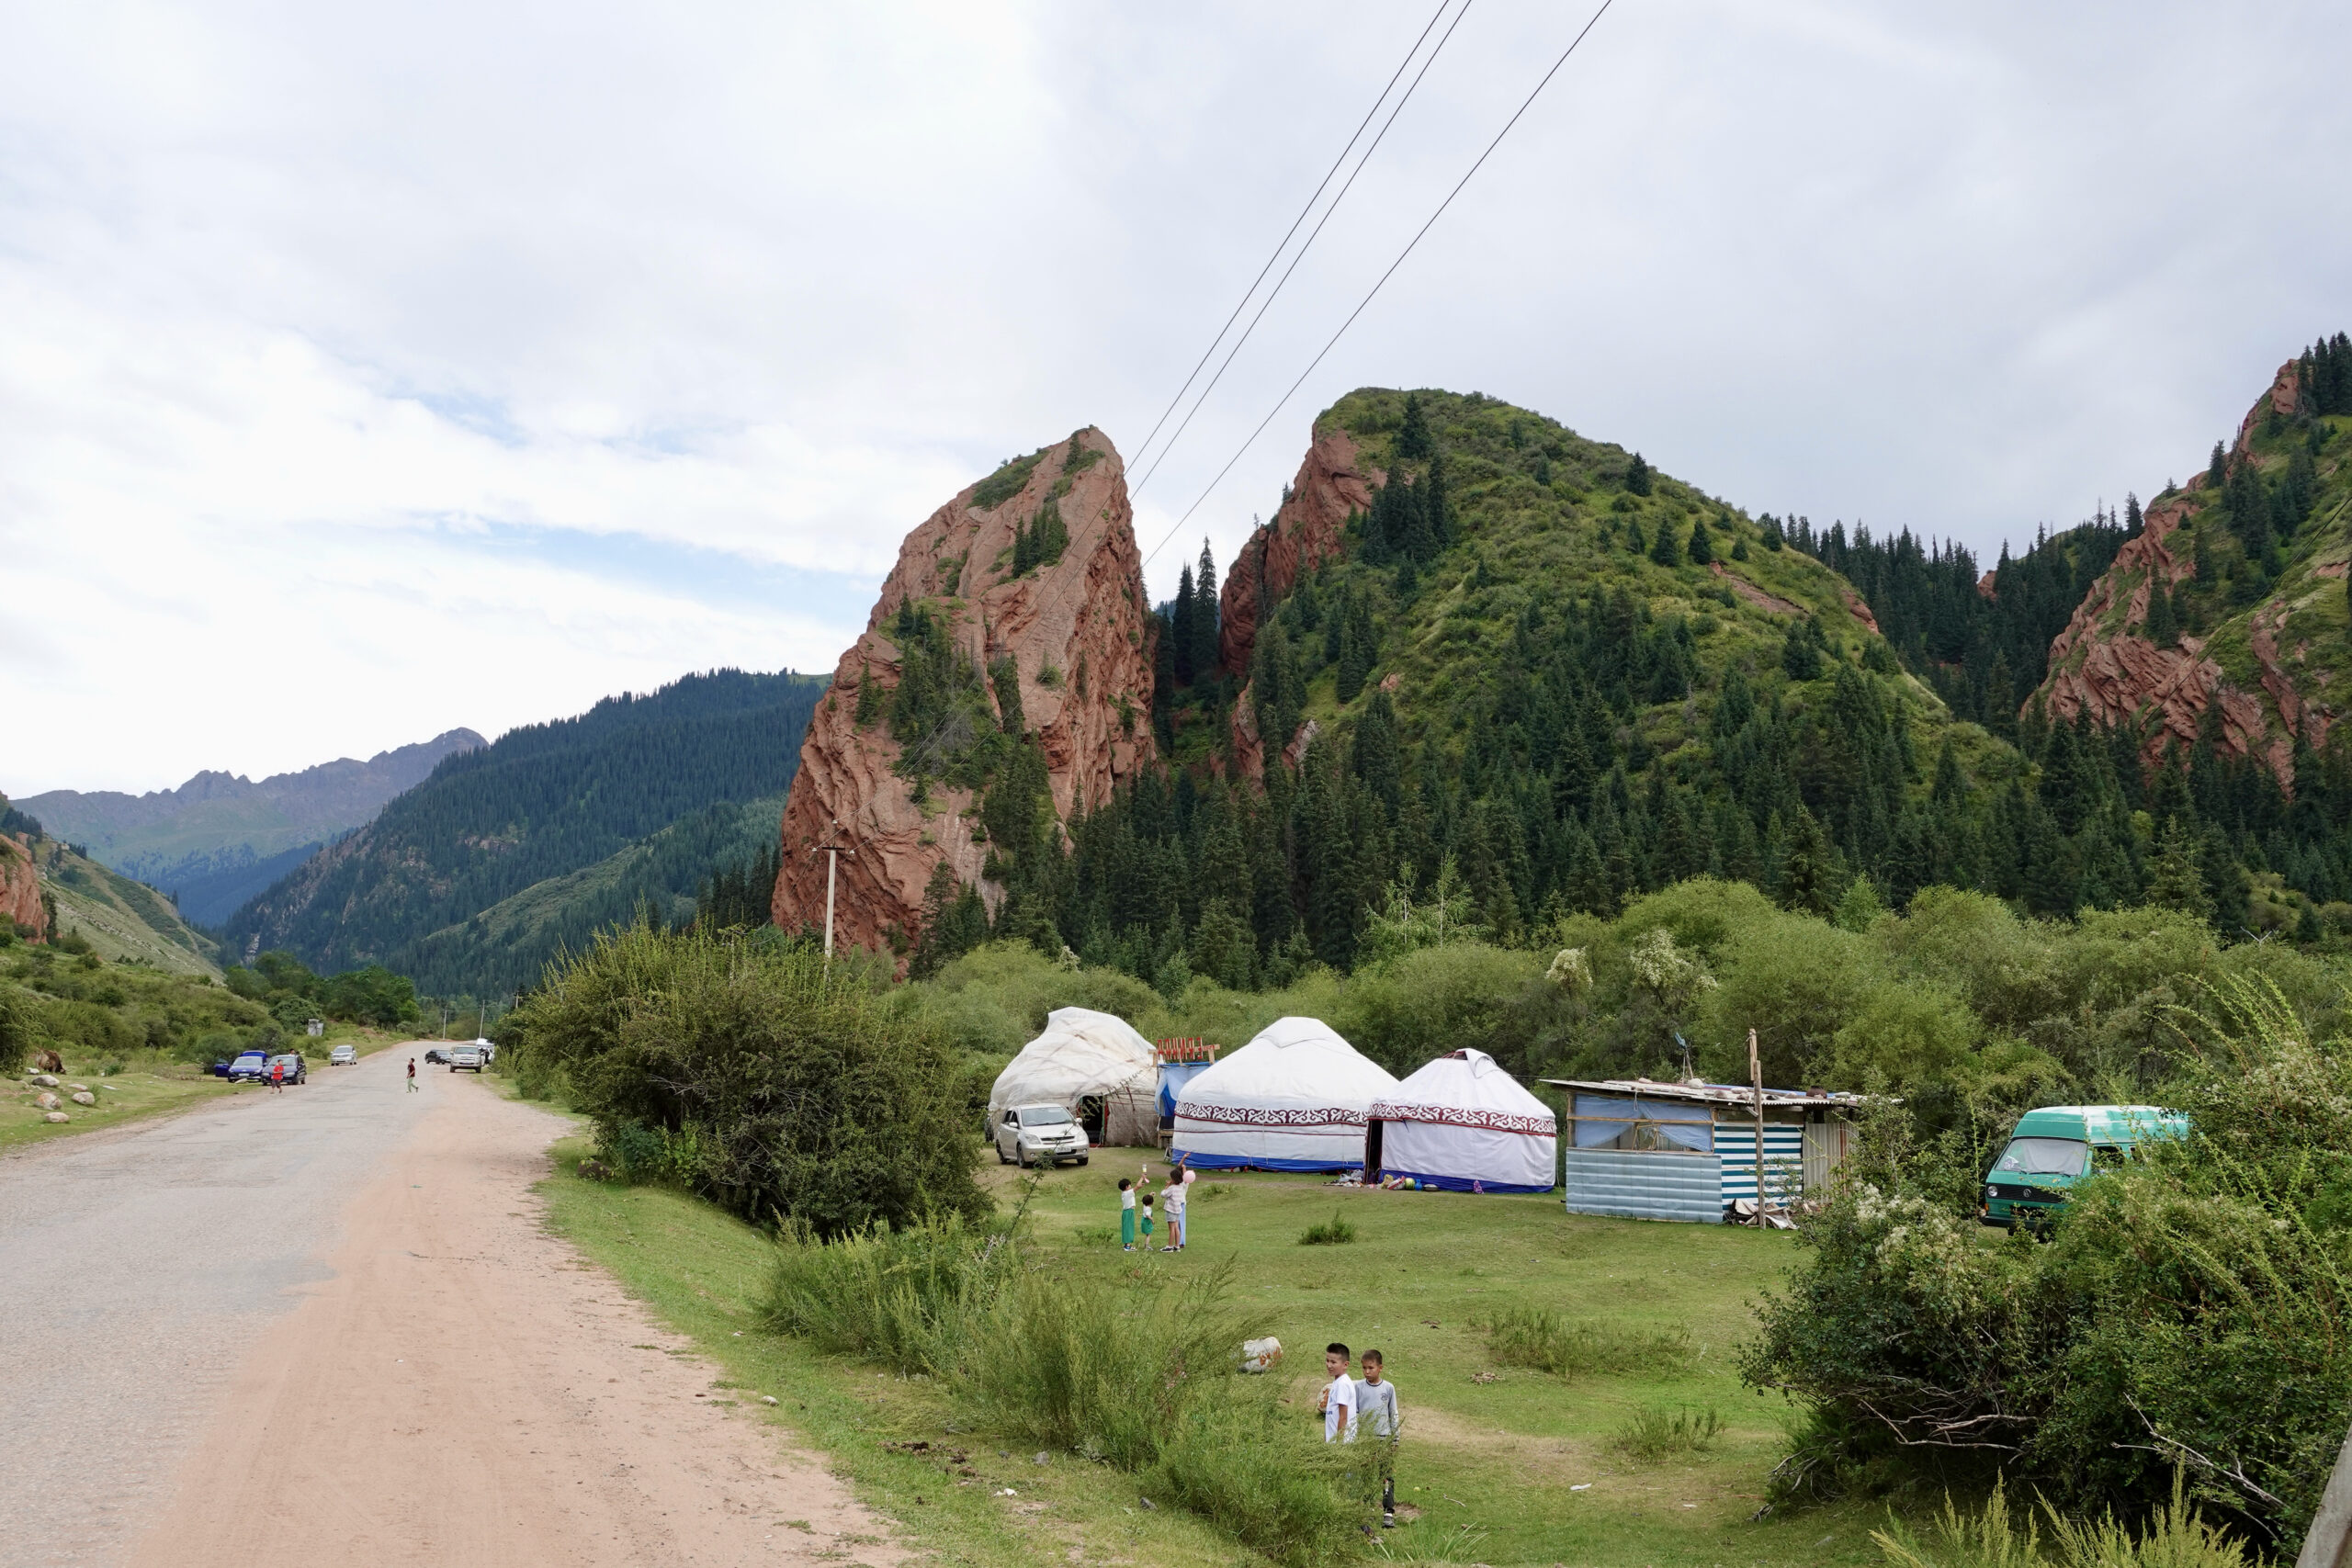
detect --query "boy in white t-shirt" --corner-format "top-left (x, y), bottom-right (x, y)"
top-left (1317, 1343), bottom-right (1357, 1442)
top-left (1160, 1174), bottom-right (1186, 1251)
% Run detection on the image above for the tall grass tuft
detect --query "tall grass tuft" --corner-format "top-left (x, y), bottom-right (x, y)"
top-left (1871, 1472), bottom-right (2253, 1568)
top-left (1148, 1382), bottom-right (1369, 1568)
top-left (950, 1263), bottom-right (1247, 1471)
top-left (1608, 1404), bottom-right (1724, 1464)
top-left (1483, 1303), bottom-right (1691, 1378)
top-left (1297, 1211), bottom-right (1357, 1247)
top-left (758, 1212), bottom-right (1010, 1374)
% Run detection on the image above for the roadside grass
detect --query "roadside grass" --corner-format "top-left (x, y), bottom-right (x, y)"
top-left (538, 1132), bottom-right (1900, 1566)
top-left (3, 1024), bottom-right (403, 1154)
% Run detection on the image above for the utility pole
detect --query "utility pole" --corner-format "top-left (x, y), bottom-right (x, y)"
top-left (1748, 1027), bottom-right (1767, 1226)
top-left (811, 822), bottom-right (854, 964)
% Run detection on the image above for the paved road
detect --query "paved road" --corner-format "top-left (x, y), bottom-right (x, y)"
top-left (1, 1050), bottom-right (893, 1568)
top-left (1, 1051), bottom-right (429, 1566)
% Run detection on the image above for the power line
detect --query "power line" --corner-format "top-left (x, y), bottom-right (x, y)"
top-left (1130, 0), bottom-right (1478, 499)
top-left (1125, 0), bottom-right (1464, 484)
top-left (1141, 0), bottom-right (1618, 568)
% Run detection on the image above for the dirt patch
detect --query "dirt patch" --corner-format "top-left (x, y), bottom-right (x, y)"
top-left (1708, 563), bottom-right (1804, 616)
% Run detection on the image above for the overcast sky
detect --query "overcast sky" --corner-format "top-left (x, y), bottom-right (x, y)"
top-left (6, 0), bottom-right (2348, 795)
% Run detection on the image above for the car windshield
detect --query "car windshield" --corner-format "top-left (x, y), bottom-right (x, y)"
top-left (1996, 1136), bottom-right (2087, 1177)
top-left (1020, 1107), bottom-right (1073, 1127)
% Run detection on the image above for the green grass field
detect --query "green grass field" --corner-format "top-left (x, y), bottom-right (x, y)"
top-left (538, 1139), bottom-right (1899, 1567)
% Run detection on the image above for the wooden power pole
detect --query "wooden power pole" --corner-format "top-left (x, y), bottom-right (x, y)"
top-left (811, 822), bottom-right (853, 963)
top-left (1748, 1027), bottom-right (1767, 1224)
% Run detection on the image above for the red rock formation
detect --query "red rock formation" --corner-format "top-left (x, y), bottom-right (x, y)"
top-left (1840, 585), bottom-right (1882, 636)
top-left (770, 429), bottom-right (1155, 959)
top-left (1, 832), bottom-right (48, 942)
top-left (2038, 361), bottom-right (2334, 791)
top-left (1217, 428), bottom-right (1377, 678)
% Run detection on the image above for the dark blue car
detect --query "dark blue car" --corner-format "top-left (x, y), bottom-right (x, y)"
top-left (226, 1050), bottom-right (271, 1083)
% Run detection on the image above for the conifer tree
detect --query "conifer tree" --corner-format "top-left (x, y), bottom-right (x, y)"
top-left (1396, 392), bottom-right (1435, 462)
top-left (1192, 540), bottom-right (1221, 680)
top-left (2142, 818), bottom-right (2211, 921)
top-left (1687, 517), bottom-right (1713, 565)
top-left (1170, 563), bottom-right (1197, 686)
top-left (2144, 581), bottom-right (2178, 648)
top-left (1649, 515), bottom-right (1681, 568)
top-left (2208, 441), bottom-right (2228, 489)
top-left (1624, 452), bottom-right (1652, 496)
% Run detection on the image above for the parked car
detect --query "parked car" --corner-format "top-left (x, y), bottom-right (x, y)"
top-left (329, 1044), bottom-right (357, 1066)
top-left (209, 1059), bottom-right (232, 1078)
top-left (994, 1102), bottom-right (1091, 1168)
top-left (447, 1043), bottom-right (484, 1074)
top-left (472, 1037), bottom-right (496, 1064)
top-left (424, 1047), bottom-right (448, 1066)
top-left (269, 1053), bottom-right (308, 1085)
top-left (227, 1050), bottom-right (271, 1083)
top-left (1981, 1104), bottom-right (2189, 1227)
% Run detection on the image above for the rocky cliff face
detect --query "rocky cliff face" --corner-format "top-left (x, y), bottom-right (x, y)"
top-left (1, 832), bottom-right (49, 942)
top-left (771, 429), bottom-right (1156, 957)
top-left (1217, 427), bottom-right (1377, 679)
top-left (2039, 359), bottom-right (2340, 788)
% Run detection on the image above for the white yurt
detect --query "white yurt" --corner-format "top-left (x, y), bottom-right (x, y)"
top-left (988, 1008), bottom-right (1159, 1147)
top-left (1367, 1049), bottom-right (1557, 1193)
top-left (1170, 1017), bottom-right (1401, 1171)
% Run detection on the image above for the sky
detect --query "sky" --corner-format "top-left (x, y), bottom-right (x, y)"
top-left (5, 0), bottom-right (2348, 795)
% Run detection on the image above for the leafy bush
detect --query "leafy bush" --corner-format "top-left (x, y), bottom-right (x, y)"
top-left (1483, 1304), bottom-right (1690, 1378)
top-left (1609, 1405), bottom-right (1724, 1464)
top-left (506, 922), bottom-right (987, 1235)
top-left (1296, 1212), bottom-right (1356, 1247)
top-left (0, 984), bottom-right (41, 1075)
top-left (1745, 976), bottom-right (2351, 1554)
top-left (1147, 1385), bottom-right (1368, 1567)
top-left (970, 450), bottom-right (1043, 510)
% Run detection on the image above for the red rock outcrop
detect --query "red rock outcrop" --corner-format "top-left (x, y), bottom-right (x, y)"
top-left (2038, 361), bottom-right (2334, 790)
top-left (1217, 428), bottom-right (1378, 678)
top-left (1, 832), bottom-right (48, 942)
top-left (770, 430), bottom-right (1155, 959)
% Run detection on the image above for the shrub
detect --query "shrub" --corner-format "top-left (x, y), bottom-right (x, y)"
top-left (1483, 1304), bottom-right (1690, 1377)
top-left (1147, 1385), bottom-right (1369, 1567)
top-left (1609, 1405), bottom-right (1724, 1464)
top-left (1297, 1212), bottom-right (1356, 1246)
top-left (1871, 1473), bottom-right (2252, 1568)
top-left (506, 923), bottom-right (987, 1235)
top-left (1744, 976), bottom-right (2352, 1552)
top-left (0, 984), bottom-right (43, 1075)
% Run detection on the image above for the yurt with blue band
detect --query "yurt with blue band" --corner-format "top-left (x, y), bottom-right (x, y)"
top-left (1170, 1017), bottom-right (1399, 1172)
top-left (1366, 1049), bottom-right (1557, 1193)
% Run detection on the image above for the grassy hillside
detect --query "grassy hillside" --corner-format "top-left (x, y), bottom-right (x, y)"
top-left (398, 794), bottom-right (786, 999)
top-left (224, 669), bottom-right (824, 978)
top-left (33, 839), bottom-right (221, 976)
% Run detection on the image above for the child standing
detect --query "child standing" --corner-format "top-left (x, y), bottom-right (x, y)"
top-left (1356, 1349), bottom-right (1400, 1527)
top-left (1160, 1173), bottom-right (1186, 1251)
top-left (1317, 1343), bottom-right (1357, 1443)
top-left (1138, 1191), bottom-right (1155, 1247)
top-left (1118, 1179), bottom-right (1136, 1250)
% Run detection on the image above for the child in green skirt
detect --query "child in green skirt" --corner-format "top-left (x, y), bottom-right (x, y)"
top-left (1118, 1178), bottom-right (1136, 1250)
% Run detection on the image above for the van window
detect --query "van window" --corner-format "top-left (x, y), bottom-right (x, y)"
top-left (1996, 1136), bottom-right (2087, 1177)
top-left (2090, 1145), bottom-right (2125, 1171)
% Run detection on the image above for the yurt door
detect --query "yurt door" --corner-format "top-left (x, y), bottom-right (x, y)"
top-left (1079, 1095), bottom-right (1106, 1144)
top-left (1364, 1119), bottom-right (1385, 1181)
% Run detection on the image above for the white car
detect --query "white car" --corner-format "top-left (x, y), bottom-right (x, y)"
top-left (447, 1043), bottom-right (485, 1074)
top-left (329, 1044), bottom-right (357, 1066)
top-left (994, 1103), bottom-right (1090, 1168)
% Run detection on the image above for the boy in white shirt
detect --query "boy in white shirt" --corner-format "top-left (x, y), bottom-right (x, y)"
top-left (1356, 1349), bottom-right (1400, 1527)
top-left (1317, 1343), bottom-right (1357, 1443)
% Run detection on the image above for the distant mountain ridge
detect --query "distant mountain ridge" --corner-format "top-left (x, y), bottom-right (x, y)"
top-left (17, 729), bottom-right (486, 923)
top-left (224, 669), bottom-right (826, 982)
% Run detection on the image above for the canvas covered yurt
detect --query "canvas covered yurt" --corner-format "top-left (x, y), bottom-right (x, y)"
top-left (988, 1008), bottom-right (1159, 1147)
top-left (1170, 1017), bottom-right (1401, 1171)
top-left (1367, 1049), bottom-right (1557, 1193)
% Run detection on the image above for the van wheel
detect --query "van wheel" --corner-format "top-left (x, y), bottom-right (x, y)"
top-left (1077, 1156), bottom-right (1090, 1167)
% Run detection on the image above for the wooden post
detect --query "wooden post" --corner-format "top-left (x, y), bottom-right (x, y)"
top-left (1748, 1027), bottom-right (1766, 1224)
top-left (812, 821), bottom-right (852, 965)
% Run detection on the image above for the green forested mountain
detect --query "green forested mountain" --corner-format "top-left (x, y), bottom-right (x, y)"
top-left (918, 354), bottom-right (2352, 990)
top-left (396, 794), bottom-right (786, 999)
top-left (224, 669), bottom-right (824, 977)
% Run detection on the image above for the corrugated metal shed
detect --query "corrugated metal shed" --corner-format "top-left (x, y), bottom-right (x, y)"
top-left (1562, 1148), bottom-right (1724, 1224)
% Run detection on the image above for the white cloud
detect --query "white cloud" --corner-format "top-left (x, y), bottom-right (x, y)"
top-left (4, 0), bottom-right (2347, 793)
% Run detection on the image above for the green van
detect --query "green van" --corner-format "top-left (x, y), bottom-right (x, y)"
top-left (1980, 1104), bottom-right (2191, 1226)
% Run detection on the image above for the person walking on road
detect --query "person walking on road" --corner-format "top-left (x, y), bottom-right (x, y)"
top-left (270, 1058), bottom-right (285, 1095)
top-left (407, 1057), bottom-right (418, 1093)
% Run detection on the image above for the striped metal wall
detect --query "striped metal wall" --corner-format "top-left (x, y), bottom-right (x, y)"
top-left (1713, 1123), bottom-right (1805, 1204)
top-left (1562, 1148), bottom-right (1725, 1224)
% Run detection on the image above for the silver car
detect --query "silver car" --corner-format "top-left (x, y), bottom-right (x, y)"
top-left (329, 1044), bottom-right (358, 1066)
top-left (994, 1103), bottom-right (1091, 1168)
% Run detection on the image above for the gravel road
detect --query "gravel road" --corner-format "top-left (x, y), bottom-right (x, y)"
top-left (1, 1050), bottom-right (894, 1568)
